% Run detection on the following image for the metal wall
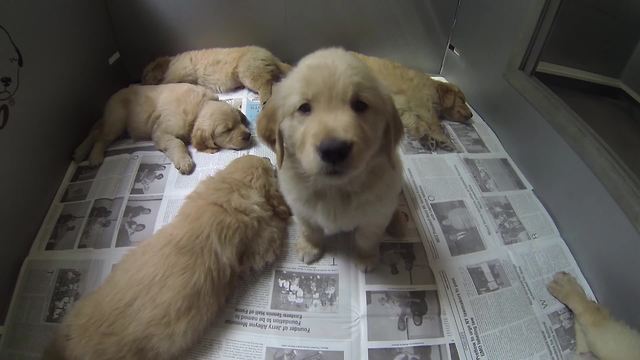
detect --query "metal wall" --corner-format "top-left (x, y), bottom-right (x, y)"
top-left (442, 0), bottom-right (640, 327)
top-left (0, 1), bottom-right (128, 323)
top-left (539, 0), bottom-right (640, 78)
top-left (106, 0), bottom-right (458, 79)
top-left (622, 41), bottom-right (640, 94)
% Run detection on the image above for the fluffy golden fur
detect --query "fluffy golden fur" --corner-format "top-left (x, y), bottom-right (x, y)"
top-left (548, 272), bottom-right (640, 360)
top-left (141, 46), bottom-right (292, 104)
top-left (351, 52), bottom-right (472, 150)
top-left (257, 48), bottom-right (404, 271)
top-left (73, 83), bottom-right (251, 174)
top-left (43, 155), bottom-right (291, 360)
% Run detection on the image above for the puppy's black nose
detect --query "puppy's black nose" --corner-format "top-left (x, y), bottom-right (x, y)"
top-left (242, 132), bottom-right (251, 141)
top-left (318, 139), bottom-right (353, 164)
top-left (0, 77), bottom-right (10, 87)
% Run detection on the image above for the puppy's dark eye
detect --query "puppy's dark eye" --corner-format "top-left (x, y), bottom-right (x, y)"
top-left (297, 102), bottom-right (311, 114)
top-left (351, 99), bottom-right (368, 113)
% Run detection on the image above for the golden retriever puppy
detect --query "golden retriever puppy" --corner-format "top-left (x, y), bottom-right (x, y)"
top-left (257, 48), bottom-right (404, 271)
top-left (43, 155), bottom-right (291, 360)
top-left (548, 272), bottom-right (640, 360)
top-left (142, 46), bottom-right (292, 104)
top-left (73, 83), bottom-right (251, 174)
top-left (351, 52), bottom-right (472, 150)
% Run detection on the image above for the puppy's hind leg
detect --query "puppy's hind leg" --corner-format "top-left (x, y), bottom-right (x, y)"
top-left (152, 132), bottom-right (195, 175)
top-left (73, 119), bottom-right (102, 163)
top-left (88, 104), bottom-right (129, 167)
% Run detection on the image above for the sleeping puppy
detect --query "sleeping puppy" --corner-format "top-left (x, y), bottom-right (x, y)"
top-left (351, 52), bottom-right (472, 150)
top-left (142, 46), bottom-right (292, 104)
top-left (73, 83), bottom-right (251, 174)
top-left (257, 48), bottom-right (404, 271)
top-left (548, 272), bottom-right (640, 360)
top-left (43, 155), bottom-right (291, 360)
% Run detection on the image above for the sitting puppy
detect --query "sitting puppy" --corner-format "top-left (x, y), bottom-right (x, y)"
top-left (548, 272), bottom-right (640, 360)
top-left (43, 155), bottom-right (291, 360)
top-left (73, 83), bottom-right (251, 174)
top-left (257, 48), bottom-right (404, 271)
top-left (351, 52), bottom-right (472, 150)
top-left (142, 46), bottom-right (292, 104)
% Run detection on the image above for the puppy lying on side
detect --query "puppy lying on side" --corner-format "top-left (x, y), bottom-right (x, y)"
top-left (351, 52), bottom-right (472, 150)
top-left (43, 155), bottom-right (291, 360)
top-left (548, 272), bottom-right (640, 360)
top-left (257, 48), bottom-right (404, 271)
top-left (73, 83), bottom-right (251, 174)
top-left (142, 46), bottom-right (291, 104)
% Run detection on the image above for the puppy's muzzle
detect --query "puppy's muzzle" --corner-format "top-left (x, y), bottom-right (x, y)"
top-left (317, 138), bottom-right (353, 165)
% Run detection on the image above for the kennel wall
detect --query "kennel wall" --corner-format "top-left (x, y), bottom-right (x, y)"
top-left (1, 0), bottom-right (639, 330)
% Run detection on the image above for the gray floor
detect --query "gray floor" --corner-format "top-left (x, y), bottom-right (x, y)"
top-left (537, 73), bottom-right (640, 179)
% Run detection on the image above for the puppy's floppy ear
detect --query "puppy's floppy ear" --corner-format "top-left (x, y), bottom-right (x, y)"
top-left (257, 85), bottom-right (287, 169)
top-left (435, 81), bottom-right (458, 109)
top-left (191, 110), bottom-right (218, 152)
top-left (256, 93), bottom-right (280, 151)
top-left (382, 94), bottom-right (404, 169)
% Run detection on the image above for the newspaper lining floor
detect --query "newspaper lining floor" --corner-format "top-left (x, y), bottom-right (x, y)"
top-left (0, 81), bottom-right (593, 360)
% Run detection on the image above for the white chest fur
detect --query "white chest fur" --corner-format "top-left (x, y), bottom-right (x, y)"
top-left (279, 158), bottom-right (402, 235)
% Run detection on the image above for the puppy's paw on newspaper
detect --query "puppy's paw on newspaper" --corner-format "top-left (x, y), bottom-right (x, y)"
top-left (356, 254), bottom-right (378, 273)
top-left (547, 271), bottom-right (585, 304)
top-left (296, 239), bottom-right (323, 265)
top-left (174, 157), bottom-right (195, 175)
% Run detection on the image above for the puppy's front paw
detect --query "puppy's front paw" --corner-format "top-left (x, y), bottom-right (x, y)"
top-left (202, 148), bottom-right (219, 154)
top-left (175, 157), bottom-right (195, 175)
top-left (296, 239), bottom-right (323, 265)
top-left (88, 152), bottom-right (104, 167)
top-left (356, 254), bottom-right (378, 273)
top-left (547, 272), bottom-right (586, 304)
top-left (425, 132), bottom-right (454, 152)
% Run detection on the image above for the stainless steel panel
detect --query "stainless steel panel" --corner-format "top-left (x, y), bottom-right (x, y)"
top-left (106, 0), bottom-right (458, 79)
top-left (443, 0), bottom-right (640, 327)
top-left (0, 0), bottom-right (128, 323)
top-left (540, 0), bottom-right (640, 78)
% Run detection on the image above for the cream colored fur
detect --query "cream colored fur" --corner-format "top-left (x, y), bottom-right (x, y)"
top-left (257, 48), bottom-right (404, 272)
top-left (548, 272), bottom-right (640, 360)
top-left (141, 46), bottom-right (292, 104)
top-left (43, 155), bottom-right (291, 360)
top-left (351, 52), bottom-right (472, 150)
top-left (73, 83), bottom-right (251, 174)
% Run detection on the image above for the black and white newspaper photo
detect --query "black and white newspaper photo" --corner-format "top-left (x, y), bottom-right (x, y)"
top-left (461, 156), bottom-right (529, 194)
top-left (130, 155), bottom-right (171, 195)
top-left (44, 201), bottom-right (91, 251)
top-left (365, 290), bottom-right (444, 341)
top-left (77, 197), bottom-right (124, 249)
top-left (115, 195), bottom-right (162, 247)
top-left (368, 343), bottom-right (453, 360)
top-left (0, 258), bottom-right (107, 359)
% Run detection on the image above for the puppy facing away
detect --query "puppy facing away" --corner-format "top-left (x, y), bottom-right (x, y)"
top-left (141, 46), bottom-right (292, 104)
top-left (351, 52), bottom-right (472, 150)
top-left (73, 83), bottom-right (251, 174)
top-left (43, 155), bottom-right (291, 360)
top-left (547, 272), bottom-right (640, 360)
top-left (257, 48), bottom-right (404, 271)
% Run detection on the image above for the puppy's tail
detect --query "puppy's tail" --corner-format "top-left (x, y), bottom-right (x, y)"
top-left (141, 56), bottom-right (173, 84)
top-left (73, 119), bottom-right (102, 163)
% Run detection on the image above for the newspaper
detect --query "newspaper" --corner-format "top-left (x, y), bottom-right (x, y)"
top-left (0, 84), bottom-right (592, 360)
